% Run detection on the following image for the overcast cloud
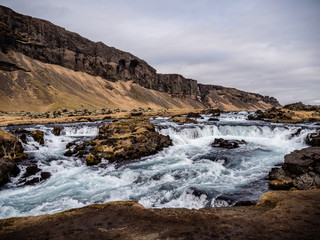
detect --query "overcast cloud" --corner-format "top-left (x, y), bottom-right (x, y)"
top-left (1, 0), bottom-right (319, 104)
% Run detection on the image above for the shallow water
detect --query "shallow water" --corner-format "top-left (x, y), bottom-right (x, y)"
top-left (0, 112), bottom-right (318, 219)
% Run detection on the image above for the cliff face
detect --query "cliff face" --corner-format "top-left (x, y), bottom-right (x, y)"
top-left (0, 5), bottom-right (280, 111)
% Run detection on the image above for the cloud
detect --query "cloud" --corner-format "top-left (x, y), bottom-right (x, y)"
top-left (1, 0), bottom-right (320, 105)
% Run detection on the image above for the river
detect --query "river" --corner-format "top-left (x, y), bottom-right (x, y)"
top-left (0, 111), bottom-right (318, 219)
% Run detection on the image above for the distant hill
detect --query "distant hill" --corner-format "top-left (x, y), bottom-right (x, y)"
top-left (0, 5), bottom-right (280, 111)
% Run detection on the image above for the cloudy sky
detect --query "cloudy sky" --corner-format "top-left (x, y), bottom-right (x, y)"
top-left (2, 0), bottom-right (320, 105)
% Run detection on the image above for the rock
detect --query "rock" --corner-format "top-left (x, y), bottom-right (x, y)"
top-left (23, 165), bottom-right (41, 178)
top-left (208, 118), bottom-right (219, 121)
top-left (269, 180), bottom-right (293, 190)
top-left (0, 157), bottom-right (20, 186)
top-left (186, 112), bottom-right (201, 118)
top-left (212, 138), bottom-right (246, 149)
top-left (86, 153), bottom-right (101, 166)
top-left (306, 130), bottom-right (320, 147)
top-left (168, 116), bottom-right (197, 124)
top-left (131, 112), bottom-right (143, 116)
top-left (0, 129), bottom-right (24, 158)
top-left (41, 171), bottom-right (51, 180)
top-left (90, 119), bottom-right (172, 164)
top-left (268, 147), bottom-right (320, 190)
top-left (52, 126), bottom-right (61, 136)
top-left (64, 149), bottom-right (74, 157)
top-left (30, 130), bottom-right (44, 145)
top-left (234, 201), bottom-right (256, 206)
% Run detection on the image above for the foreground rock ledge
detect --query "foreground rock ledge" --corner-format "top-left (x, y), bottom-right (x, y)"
top-left (0, 190), bottom-right (319, 239)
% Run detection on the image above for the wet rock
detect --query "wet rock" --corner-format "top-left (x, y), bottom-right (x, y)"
top-left (168, 116), bottom-right (197, 124)
top-left (0, 157), bottom-right (20, 186)
top-left (89, 119), bottom-right (172, 164)
top-left (40, 171), bottom-right (51, 180)
top-left (268, 147), bottom-right (320, 190)
top-left (86, 153), bottom-right (101, 166)
top-left (208, 118), bottom-right (219, 121)
top-left (64, 149), bottom-right (74, 157)
top-left (30, 130), bottom-right (44, 145)
top-left (0, 129), bottom-right (24, 158)
top-left (306, 130), bottom-right (320, 147)
top-left (23, 165), bottom-right (41, 178)
top-left (52, 126), bottom-right (61, 136)
top-left (186, 112), bottom-right (201, 118)
top-left (212, 138), bottom-right (246, 149)
top-left (187, 187), bottom-right (207, 198)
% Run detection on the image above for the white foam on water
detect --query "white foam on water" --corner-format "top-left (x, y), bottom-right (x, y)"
top-left (0, 115), bottom-right (318, 218)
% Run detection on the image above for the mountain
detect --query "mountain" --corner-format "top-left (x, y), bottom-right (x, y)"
top-left (0, 5), bottom-right (280, 112)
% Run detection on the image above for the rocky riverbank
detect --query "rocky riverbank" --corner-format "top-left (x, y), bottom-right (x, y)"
top-left (0, 189), bottom-right (319, 240)
top-left (248, 102), bottom-right (320, 123)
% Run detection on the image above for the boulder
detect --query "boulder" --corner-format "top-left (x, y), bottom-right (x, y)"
top-left (268, 147), bottom-right (320, 190)
top-left (0, 129), bottom-right (24, 158)
top-left (0, 157), bottom-right (20, 186)
top-left (88, 119), bottom-right (172, 165)
top-left (306, 130), bottom-right (320, 147)
top-left (52, 126), bottom-right (61, 136)
top-left (186, 112), bottom-right (201, 118)
top-left (30, 130), bottom-right (44, 145)
top-left (212, 138), bottom-right (246, 149)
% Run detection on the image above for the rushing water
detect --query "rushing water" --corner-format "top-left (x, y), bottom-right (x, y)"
top-left (0, 112), bottom-right (318, 219)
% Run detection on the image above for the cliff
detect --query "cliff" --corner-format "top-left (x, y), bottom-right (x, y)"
top-left (0, 5), bottom-right (280, 111)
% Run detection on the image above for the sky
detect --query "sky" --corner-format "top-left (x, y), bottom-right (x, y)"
top-left (1, 0), bottom-right (320, 105)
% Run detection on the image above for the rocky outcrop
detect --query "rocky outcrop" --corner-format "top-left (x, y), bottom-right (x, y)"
top-left (74, 119), bottom-right (173, 165)
top-left (269, 147), bottom-right (320, 190)
top-left (212, 138), bottom-right (246, 149)
top-left (283, 102), bottom-right (320, 112)
top-left (0, 5), bottom-right (281, 111)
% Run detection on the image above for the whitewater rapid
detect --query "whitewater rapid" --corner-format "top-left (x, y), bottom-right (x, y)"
top-left (0, 112), bottom-right (318, 219)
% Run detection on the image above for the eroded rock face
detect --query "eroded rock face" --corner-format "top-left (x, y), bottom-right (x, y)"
top-left (87, 119), bottom-right (172, 164)
top-left (0, 5), bottom-right (281, 110)
top-left (269, 147), bottom-right (320, 190)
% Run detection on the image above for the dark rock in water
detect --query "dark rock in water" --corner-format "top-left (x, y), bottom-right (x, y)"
top-left (20, 133), bottom-right (27, 144)
top-left (234, 200), bottom-right (256, 206)
top-left (289, 128), bottom-right (302, 139)
top-left (64, 149), bottom-right (74, 157)
top-left (212, 195), bottom-right (235, 207)
top-left (268, 147), bottom-right (320, 190)
top-left (66, 142), bottom-right (76, 149)
top-left (186, 112), bottom-right (201, 118)
top-left (212, 138), bottom-right (246, 149)
top-left (306, 130), bottom-right (320, 147)
top-left (52, 126), bottom-right (61, 136)
top-left (187, 187), bottom-right (207, 198)
top-left (208, 118), bottom-right (219, 121)
top-left (86, 153), bottom-right (102, 166)
top-left (30, 130), bottom-right (44, 145)
top-left (23, 165), bottom-right (41, 178)
top-left (0, 157), bottom-right (20, 186)
top-left (41, 171), bottom-right (51, 180)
